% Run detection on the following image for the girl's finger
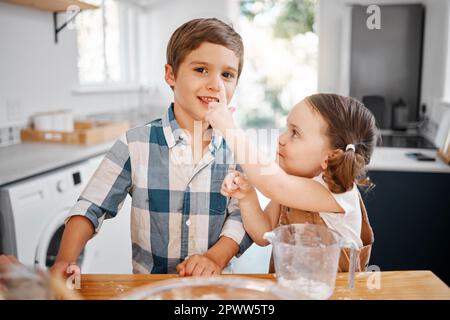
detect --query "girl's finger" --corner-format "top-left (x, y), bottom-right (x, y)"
top-left (224, 172), bottom-right (236, 190)
top-left (221, 190), bottom-right (230, 197)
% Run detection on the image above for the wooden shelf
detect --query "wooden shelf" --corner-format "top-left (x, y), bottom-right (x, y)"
top-left (1, 0), bottom-right (98, 13)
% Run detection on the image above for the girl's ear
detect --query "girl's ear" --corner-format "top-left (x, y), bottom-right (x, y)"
top-left (164, 64), bottom-right (175, 87)
top-left (321, 149), bottom-right (339, 170)
top-left (320, 154), bottom-right (329, 171)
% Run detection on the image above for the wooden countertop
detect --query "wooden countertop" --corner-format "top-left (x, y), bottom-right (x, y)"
top-left (78, 270), bottom-right (450, 300)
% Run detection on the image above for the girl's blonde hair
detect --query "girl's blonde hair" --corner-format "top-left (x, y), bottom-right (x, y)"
top-left (305, 93), bottom-right (378, 193)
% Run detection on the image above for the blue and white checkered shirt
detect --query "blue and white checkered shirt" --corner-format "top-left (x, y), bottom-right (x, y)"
top-left (68, 104), bottom-right (252, 273)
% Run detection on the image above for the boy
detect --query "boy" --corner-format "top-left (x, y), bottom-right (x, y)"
top-left (51, 18), bottom-right (252, 276)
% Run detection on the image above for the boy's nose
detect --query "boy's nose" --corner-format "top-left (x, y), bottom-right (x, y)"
top-left (207, 76), bottom-right (222, 92)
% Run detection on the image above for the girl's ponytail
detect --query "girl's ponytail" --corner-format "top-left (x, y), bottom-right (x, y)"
top-left (323, 145), bottom-right (371, 194)
top-left (305, 94), bottom-right (378, 193)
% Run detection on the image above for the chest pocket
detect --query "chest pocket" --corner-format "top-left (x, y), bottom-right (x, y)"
top-left (209, 179), bottom-right (228, 215)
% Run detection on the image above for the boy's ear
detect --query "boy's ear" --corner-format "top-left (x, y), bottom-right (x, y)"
top-left (164, 64), bottom-right (175, 87)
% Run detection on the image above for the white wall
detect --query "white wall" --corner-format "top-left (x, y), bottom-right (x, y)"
top-left (145, 0), bottom-right (240, 106)
top-left (317, 0), bottom-right (450, 141)
top-left (0, 1), bottom-right (145, 128)
top-left (0, 0), bottom-right (241, 129)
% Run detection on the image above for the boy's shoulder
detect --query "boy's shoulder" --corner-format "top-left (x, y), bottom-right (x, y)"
top-left (124, 116), bottom-right (166, 145)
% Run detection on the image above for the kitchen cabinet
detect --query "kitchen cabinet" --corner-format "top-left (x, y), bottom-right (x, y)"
top-left (361, 170), bottom-right (450, 285)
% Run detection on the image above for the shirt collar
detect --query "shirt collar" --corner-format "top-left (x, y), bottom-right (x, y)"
top-left (162, 103), bottom-right (224, 152)
top-left (161, 103), bottom-right (183, 148)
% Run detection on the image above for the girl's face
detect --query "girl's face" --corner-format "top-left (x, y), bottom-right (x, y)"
top-left (277, 100), bottom-right (332, 178)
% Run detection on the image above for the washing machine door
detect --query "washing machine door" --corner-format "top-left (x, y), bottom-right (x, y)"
top-left (34, 208), bottom-right (87, 270)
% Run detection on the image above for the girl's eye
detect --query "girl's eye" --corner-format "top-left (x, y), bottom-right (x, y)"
top-left (291, 129), bottom-right (300, 138)
top-left (194, 67), bottom-right (207, 74)
top-left (222, 72), bottom-right (235, 79)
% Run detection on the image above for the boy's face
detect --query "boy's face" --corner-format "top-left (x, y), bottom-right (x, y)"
top-left (165, 42), bottom-right (239, 123)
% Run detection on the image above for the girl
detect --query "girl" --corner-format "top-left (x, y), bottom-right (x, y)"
top-left (206, 91), bottom-right (377, 272)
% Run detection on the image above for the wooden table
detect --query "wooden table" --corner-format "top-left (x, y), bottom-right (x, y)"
top-left (78, 271), bottom-right (450, 300)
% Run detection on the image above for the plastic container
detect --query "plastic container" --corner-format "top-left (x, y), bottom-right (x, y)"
top-left (121, 276), bottom-right (300, 300)
top-left (264, 224), bottom-right (354, 300)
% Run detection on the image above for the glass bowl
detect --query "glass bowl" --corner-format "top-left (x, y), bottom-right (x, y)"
top-left (121, 276), bottom-right (299, 300)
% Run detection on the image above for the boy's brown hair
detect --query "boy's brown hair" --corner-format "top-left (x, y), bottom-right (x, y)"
top-left (166, 18), bottom-right (244, 79)
top-left (305, 94), bottom-right (378, 194)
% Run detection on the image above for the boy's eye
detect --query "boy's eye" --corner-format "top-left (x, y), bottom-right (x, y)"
top-left (194, 67), bottom-right (207, 74)
top-left (222, 72), bottom-right (235, 79)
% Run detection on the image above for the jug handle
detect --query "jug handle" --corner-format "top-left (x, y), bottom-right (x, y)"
top-left (347, 244), bottom-right (358, 289)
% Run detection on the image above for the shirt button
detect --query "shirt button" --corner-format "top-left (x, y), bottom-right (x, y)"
top-left (186, 219), bottom-right (191, 226)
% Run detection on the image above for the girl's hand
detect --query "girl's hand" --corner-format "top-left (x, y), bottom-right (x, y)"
top-left (221, 171), bottom-right (255, 200)
top-left (205, 81), bottom-right (237, 135)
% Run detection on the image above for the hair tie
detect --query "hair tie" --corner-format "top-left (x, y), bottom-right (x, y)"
top-left (345, 144), bottom-right (355, 152)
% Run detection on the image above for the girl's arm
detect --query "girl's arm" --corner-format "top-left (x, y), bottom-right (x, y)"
top-left (206, 86), bottom-right (343, 214)
top-left (222, 173), bottom-right (281, 246)
top-left (227, 129), bottom-right (342, 213)
top-left (239, 193), bottom-right (281, 246)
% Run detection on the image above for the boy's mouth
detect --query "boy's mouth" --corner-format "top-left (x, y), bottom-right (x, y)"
top-left (198, 96), bottom-right (219, 106)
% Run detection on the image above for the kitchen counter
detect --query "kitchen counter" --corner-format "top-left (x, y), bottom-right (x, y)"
top-left (78, 271), bottom-right (450, 300)
top-left (0, 141), bottom-right (114, 186)
top-left (0, 108), bottom-right (164, 187)
top-left (1, 142), bottom-right (449, 187)
top-left (369, 147), bottom-right (450, 173)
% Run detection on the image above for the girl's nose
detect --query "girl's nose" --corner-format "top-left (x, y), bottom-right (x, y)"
top-left (278, 132), bottom-right (287, 146)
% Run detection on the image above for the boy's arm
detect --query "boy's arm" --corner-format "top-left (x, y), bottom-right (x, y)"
top-left (176, 236), bottom-right (238, 276)
top-left (50, 216), bottom-right (94, 278)
top-left (52, 134), bottom-right (132, 275)
top-left (176, 196), bottom-right (253, 276)
top-left (218, 195), bottom-right (254, 258)
top-left (204, 235), bottom-right (239, 269)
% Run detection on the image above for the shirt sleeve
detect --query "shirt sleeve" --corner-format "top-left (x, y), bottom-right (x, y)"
top-left (219, 164), bottom-right (253, 256)
top-left (66, 133), bottom-right (132, 234)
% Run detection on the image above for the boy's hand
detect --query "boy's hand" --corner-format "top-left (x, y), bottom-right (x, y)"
top-left (176, 254), bottom-right (222, 277)
top-left (0, 255), bottom-right (20, 266)
top-left (221, 171), bottom-right (255, 200)
top-left (50, 260), bottom-right (80, 280)
top-left (205, 81), bottom-right (236, 135)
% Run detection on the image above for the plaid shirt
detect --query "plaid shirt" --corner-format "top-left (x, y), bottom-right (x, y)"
top-left (68, 104), bottom-right (252, 273)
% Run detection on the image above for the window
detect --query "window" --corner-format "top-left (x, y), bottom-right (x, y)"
top-left (75, 0), bottom-right (141, 86)
top-left (237, 0), bottom-right (318, 129)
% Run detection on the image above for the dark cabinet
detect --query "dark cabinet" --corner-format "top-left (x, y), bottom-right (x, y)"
top-left (361, 170), bottom-right (450, 285)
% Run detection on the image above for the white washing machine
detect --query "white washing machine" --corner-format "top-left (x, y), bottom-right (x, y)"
top-left (0, 155), bottom-right (132, 274)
